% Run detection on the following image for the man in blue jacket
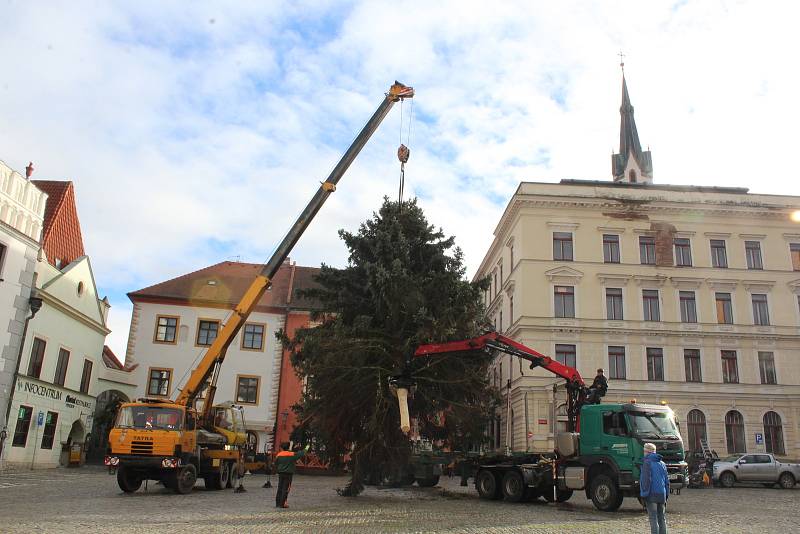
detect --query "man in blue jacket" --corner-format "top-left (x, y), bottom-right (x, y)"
top-left (640, 442), bottom-right (670, 534)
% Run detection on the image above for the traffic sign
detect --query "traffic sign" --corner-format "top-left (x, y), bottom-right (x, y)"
top-left (37, 411), bottom-right (44, 427)
top-left (755, 432), bottom-right (763, 444)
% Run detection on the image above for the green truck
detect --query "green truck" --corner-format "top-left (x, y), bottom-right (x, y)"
top-left (472, 402), bottom-right (687, 511)
top-left (402, 333), bottom-right (688, 512)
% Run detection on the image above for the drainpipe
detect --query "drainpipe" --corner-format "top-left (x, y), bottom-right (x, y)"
top-left (524, 391), bottom-right (530, 452)
top-left (0, 288), bottom-right (44, 463)
top-left (505, 354), bottom-right (512, 455)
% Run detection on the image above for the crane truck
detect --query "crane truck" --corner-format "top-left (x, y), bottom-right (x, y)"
top-left (104, 81), bottom-right (414, 494)
top-left (395, 332), bottom-right (688, 511)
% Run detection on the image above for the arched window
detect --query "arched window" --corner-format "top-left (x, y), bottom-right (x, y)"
top-left (763, 411), bottom-right (785, 456)
top-left (687, 409), bottom-right (707, 452)
top-left (725, 410), bottom-right (746, 454)
top-left (629, 169), bottom-right (637, 183)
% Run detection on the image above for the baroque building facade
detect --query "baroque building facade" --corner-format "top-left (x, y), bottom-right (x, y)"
top-left (477, 76), bottom-right (800, 459)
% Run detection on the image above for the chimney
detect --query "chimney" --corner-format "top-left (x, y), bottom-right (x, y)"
top-left (25, 162), bottom-right (34, 179)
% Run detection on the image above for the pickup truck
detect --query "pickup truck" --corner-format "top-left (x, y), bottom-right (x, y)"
top-left (712, 453), bottom-right (800, 489)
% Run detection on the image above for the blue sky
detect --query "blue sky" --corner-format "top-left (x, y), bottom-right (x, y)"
top-left (1, 1), bottom-right (800, 358)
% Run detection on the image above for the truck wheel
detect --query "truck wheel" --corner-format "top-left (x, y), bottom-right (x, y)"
top-left (589, 474), bottom-right (623, 512)
top-left (544, 488), bottom-right (574, 503)
top-left (117, 467), bottom-right (142, 493)
top-left (501, 471), bottom-right (525, 502)
top-left (719, 472), bottom-right (735, 488)
top-left (228, 462), bottom-right (240, 489)
top-left (476, 469), bottom-right (501, 500)
top-left (779, 472), bottom-right (796, 489)
top-left (175, 464), bottom-right (197, 494)
top-left (416, 476), bottom-right (440, 488)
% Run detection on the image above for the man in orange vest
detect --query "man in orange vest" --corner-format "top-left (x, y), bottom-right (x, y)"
top-left (275, 441), bottom-right (309, 508)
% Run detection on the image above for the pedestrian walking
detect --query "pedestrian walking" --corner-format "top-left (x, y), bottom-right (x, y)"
top-left (640, 442), bottom-right (670, 534)
top-left (275, 441), bottom-right (309, 508)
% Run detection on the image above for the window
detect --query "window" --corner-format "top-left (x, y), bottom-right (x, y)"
top-left (509, 295), bottom-right (514, 325)
top-left (553, 232), bottom-right (573, 261)
top-left (196, 319), bottom-right (219, 346)
top-left (603, 411), bottom-right (628, 436)
top-left (493, 271), bottom-right (497, 299)
top-left (684, 349), bottom-right (702, 382)
top-left (554, 286), bottom-right (575, 318)
top-left (606, 288), bottom-right (623, 320)
top-left (725, 410), bottom-right (746, 454)
top-left (679, 291), bottom-right (697, 323)
top-left (751, 294), bottom-right (770, 326)
top-left (715, 293), bottom-right (733, 324)
top-left (40, 411), bottom-right (59, 449)
top-left (12, 405), bottom-right (33, 447)
top-left (721, 350), bottom-right (739, 384)
top-left (674, 238), bottom-right (692, 267)
top-left (763, 411), bottom-right (785, 456)
top-left (509, 245), bottom-right (514, 269)
top-left (710, 239), bottom-right (728, 268)
top-left (758, 352), bottom-right (777, 385)
top-left (791, 244), bottom-right (800, 271)
top-left (686, 409), bottom-right (707, 452)
top-left (603, 234), bottom-right (620, 263)
top-left (646, 348), bottom-right (664, 381)
top-left (745, 241), bottom-right (763, 270)
top-left (639, 236), bottom-right (656, 265)
top-left (154, 315), bottom-right (179, 343)
top-left (147, 368), bottom-right (172, 396)
top-left (642, 290), bottom-right (660, 321)
top-left (236, 375), bottom-right (260, 405)
top-left (79, 359), bottom-right (92, 394)
top-left (53, 348), bottom-right (70, 387)
top-left (555, 344), bottom-right (576, 368)
top-left (0, 243), bottom-right (6, 274)
top-left (608, 346), bottom-right (626, 379)
top-left (242, 323), bottom-right (265, 350)
top-left (27, 337), bottom-right (46, 379)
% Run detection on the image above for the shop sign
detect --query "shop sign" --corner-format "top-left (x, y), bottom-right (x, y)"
top-left (20, 380), bottom-right (63, 401)
top-left (65, 395), bottom-right (92, 410)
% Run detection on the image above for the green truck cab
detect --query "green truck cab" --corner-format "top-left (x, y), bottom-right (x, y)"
top-left (474, 402), bottom-right (687, 512)
top-left (560, 402), bottom-right (688, 510)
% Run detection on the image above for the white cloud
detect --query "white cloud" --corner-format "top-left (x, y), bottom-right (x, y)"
top-left (2, 0), bottom-right (800, 359)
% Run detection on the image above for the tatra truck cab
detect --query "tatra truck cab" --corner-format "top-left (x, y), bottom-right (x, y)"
top-left (107, 400), bottom-right (247, 493)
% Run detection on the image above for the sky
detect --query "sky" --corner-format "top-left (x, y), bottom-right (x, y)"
top-left (2, 0), bottom-right (800, 360)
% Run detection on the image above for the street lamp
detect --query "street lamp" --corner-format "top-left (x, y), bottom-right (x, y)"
top-left (791, 210), bottom-right (800, 223)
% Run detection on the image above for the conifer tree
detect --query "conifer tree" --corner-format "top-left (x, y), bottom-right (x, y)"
top-left (286, 198), bottom-right (496, 496)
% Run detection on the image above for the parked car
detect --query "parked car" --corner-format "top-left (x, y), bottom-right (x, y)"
top-left (712, 453), bottom-right (800, 489)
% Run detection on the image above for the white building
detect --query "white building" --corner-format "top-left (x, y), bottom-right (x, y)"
top-left (1, 178), bottom-right (133, 468)
top-left (0, 160), bottom-right (47, 460)
top-left (126, 261), bottom-right (303, 451)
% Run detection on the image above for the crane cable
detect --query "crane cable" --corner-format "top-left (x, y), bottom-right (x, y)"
top-left (397, 97), bottom-right (414, 209)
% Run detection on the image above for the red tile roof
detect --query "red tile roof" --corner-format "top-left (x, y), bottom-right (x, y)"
top-left (31, 180), bottom-right (85, 267)
top-left (102, 345), bottom-right (125, 370)
top-left (128, 261), bottom-right (323, 311)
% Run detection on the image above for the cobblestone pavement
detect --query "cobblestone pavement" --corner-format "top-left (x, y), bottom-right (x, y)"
top-left (0, 466), bottom-right (798, 533)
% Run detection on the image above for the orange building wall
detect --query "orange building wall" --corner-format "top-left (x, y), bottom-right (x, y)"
top-left (274, 310), bottom-right (310, 450)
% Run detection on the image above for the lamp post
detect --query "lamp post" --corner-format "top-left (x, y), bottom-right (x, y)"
top-left (0, 292), bottom-right (44, 464)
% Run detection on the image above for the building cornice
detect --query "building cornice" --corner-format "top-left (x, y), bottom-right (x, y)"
top-left (38, 290), bottom-right (110, 335)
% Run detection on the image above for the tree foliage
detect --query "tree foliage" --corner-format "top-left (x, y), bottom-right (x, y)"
top-left (285, 198), bottom-right (496, 495)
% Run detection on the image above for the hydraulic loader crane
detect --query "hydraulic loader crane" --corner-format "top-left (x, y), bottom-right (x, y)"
top-left (393, 332), bottom-right (687, 512)
top-left (105, 81), bottom-right (414, 494)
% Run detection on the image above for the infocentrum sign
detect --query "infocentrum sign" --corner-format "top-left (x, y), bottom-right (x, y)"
top-left (15, 376), bottom-right (94, 411)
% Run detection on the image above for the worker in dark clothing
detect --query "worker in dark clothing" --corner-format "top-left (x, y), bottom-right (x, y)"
top-left (275, 442), bottom-right (309, 508)
top-left (588, 368), bottom-right (608, 404)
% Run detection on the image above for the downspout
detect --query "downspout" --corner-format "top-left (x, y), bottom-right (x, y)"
top-left (0, 278), bottom-right (43, 463)
top-left (524, 391), bottom-right (529, 452)
top-left (505, 354), bottom-right (511, 455)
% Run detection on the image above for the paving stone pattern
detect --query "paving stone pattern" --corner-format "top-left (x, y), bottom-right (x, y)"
top-left (0, 466), bottom-right (797, 533)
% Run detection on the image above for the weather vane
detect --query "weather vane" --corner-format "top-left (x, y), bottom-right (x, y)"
top-left (618, 51), bottom-right (626, 73)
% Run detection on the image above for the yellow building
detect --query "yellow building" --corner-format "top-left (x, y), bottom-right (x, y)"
top-left (477, 75), bottom-right (800, 459)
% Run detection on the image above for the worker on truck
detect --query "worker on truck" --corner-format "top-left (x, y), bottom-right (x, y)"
top-left (588, 368), bottom-right (608, 404)
top-left (275, 442), bottom-right (310, 508)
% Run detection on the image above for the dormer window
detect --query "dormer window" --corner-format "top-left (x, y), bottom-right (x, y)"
top-left (629, 170), bottom-right (637, 183)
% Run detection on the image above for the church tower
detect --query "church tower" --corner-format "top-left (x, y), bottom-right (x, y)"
top-left (612, 73), bottom-right (652, 183)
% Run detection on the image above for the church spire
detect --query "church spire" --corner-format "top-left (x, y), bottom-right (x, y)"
top-left (612, 69), bottom-right (652, 183)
